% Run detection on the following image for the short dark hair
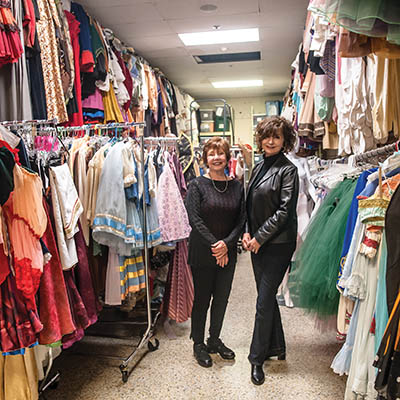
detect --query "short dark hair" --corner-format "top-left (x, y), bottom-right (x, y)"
top-left (255, 116), bottom-right (296, 153)
top-left (202, 137), bottom-right (231, 166)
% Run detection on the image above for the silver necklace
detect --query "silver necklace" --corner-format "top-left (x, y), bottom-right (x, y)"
top-left (210, 175), bottom-right (228, 193)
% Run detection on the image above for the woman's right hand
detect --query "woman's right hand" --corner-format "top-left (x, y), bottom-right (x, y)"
top-left (242, 233), bottom-right (251, 251)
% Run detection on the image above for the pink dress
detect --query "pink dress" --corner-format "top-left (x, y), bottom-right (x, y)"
top-left (156, 159), bottom-right (191, 243)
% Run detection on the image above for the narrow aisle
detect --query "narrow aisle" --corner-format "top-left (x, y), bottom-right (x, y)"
top-left (47, 252), bottom-right (346, 400)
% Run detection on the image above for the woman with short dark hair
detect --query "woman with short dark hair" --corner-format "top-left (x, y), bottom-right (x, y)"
top-left (186, 137), bottom-right (245, 368)
top-left (243, 116), bottom-right (299, 385)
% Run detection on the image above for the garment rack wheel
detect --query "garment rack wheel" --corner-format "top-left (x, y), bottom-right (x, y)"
top-left (121, 369), bottom-right (129, 383)
top-left (49, 374), bottom-right (60, 390)
top-left (39, 371), bottom-right (61, 398)
top-left (147, 338), bottom-right (160, 352)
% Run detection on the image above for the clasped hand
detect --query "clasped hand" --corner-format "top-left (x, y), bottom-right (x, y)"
top-left (242, 233), bottom-right (261, 254)
top-left (211, 240), bottom-right (228, 267)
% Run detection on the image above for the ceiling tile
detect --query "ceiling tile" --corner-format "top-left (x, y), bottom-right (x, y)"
top-left (115, 20), bottom-right (173, 37)
top-left (84, 2), bottom-right (162, 24)
top-left (166, 13), bottom-right (262, 34)
top-left (124, 34), bottom-right (183, 52)
top-left (80, 0), bottom-right (150, 6)
top-left (259, 0), bottom-right (309, 14)
top-left (143, 47), bottom-right (190, 59)
top-left (154, 0), bottom-right (260, 20)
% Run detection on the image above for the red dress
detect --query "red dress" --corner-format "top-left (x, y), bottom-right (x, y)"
top-left (38, 199), bottom-right (76, 345)
top-left (0, 2), bottom-right (23, 67)
top-left (64, 10), bottom-right (83, 126)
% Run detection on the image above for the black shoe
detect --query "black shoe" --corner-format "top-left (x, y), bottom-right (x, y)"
top-left (193, 343), bottom-right (212, 368)
top-left (206, 338), bottom-right (235, 360)
top-left (251, 364), bottom-right (265, 385)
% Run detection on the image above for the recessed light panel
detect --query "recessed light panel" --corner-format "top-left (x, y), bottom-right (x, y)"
top-left (212, 80), bottom-right (263, 88)
top-left (178, 28), bottom-right (259, 46)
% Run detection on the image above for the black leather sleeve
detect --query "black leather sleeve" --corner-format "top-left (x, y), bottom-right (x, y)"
top-left (253, 166), bottom-right (299, 246)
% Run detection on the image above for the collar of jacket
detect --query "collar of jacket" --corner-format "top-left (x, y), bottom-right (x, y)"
top-left (247, 152), bottom-right (288, 193)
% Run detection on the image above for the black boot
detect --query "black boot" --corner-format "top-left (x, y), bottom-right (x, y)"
top-left (193, 343), bottom-right (212, 368)
top-left (251, 364), bottom-right (265, 385)
top-left (207, 338), bottom-right (235, 360)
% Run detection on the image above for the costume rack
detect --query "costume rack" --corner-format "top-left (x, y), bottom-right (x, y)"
top-left (0, 118), bottom-right (59, 127)
top-left (116, 135), bottom-right (179, 382)
top-left (55, 129), bottom-right (180, 383)
top-left (1, 120), bottom-right (181, 390)
top-left (0, 118), bottom-right (61, 399)
top-left (353, 140), bottom-right (400, 166)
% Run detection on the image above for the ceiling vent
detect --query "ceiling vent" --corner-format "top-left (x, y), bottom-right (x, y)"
top-left (193, 51), bottom-right (261, 64)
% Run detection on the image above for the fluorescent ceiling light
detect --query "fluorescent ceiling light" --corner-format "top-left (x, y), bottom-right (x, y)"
top-left (179, 28), bottom-right (259, 46)
top-left (212, 80), bottom-right (263, 88)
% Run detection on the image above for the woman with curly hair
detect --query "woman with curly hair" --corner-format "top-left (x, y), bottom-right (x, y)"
top-left (243, 116), bottom-right (299, 385)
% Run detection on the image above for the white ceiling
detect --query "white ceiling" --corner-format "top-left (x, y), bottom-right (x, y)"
top-left (78, 0), bottom-right (308, 99)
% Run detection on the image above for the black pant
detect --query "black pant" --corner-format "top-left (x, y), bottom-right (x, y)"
top-left (190, 263), bottom-right (236, 344)
top-left (248, 242), bottom-right (296, 366)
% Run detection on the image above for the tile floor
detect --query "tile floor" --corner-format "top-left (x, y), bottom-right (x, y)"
top-left (45, 252), bottom-right (346, 400)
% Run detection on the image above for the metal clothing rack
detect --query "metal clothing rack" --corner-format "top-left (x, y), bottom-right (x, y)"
top-left (354, 140), bottom-right (400, 166)
top-left (1, 120), bottom-right (180, 384)
top-left (0, 118), bottom-right (58, 127)
top-left (2, 120), bottom-right (176, 386)
top-left (117, 134), bottom-right (179, 382)
top-left (56, 121), bottom-right (145, 136)
top-left (61, 131), bottom-right (179, 383)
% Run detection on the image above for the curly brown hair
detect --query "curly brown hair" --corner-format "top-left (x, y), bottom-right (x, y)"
top-left (255, 116), bottom-right (296, 154)
top-left (202, 137), bottom-right (231, 166)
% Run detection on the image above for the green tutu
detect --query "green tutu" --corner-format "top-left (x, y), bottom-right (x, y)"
top-left (310, 0), bottom-right (400, 45)
top-left (289, 178), bottom-right (358, 318)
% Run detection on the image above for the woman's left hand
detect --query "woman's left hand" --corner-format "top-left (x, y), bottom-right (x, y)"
top-left (216, 254), bottom-right (229, 268)
top-left (248, 238), bottom-right (261, 254)
top-left (211, 240), bottom-right (228, 258)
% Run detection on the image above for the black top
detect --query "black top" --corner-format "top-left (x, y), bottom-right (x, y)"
top-left (185, 176), bottom-right (245, 267)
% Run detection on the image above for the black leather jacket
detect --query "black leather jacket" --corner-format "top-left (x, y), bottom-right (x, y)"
top-left (246, 152), bottom-right (299, 246)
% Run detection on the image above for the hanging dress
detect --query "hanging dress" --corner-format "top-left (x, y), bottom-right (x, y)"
top-left (156, 153), bottom-right (191, 243)
top-left (343, 195), bottom-right (388, 399)
top-left (3, 165), bottom-right (47, 304)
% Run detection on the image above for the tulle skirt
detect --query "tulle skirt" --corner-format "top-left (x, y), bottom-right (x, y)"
top-left (309, 0), bottom-right (400, 45)
top-left (289, 179), bottom-right (358, 318)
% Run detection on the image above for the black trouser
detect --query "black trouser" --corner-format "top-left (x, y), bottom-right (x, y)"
top-left (190, 263), bottom-right (236, 344)
top-left (248, 242), bottom-right (296, 366)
